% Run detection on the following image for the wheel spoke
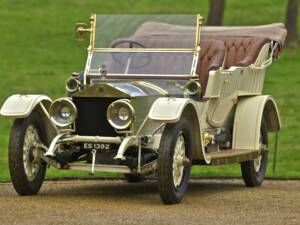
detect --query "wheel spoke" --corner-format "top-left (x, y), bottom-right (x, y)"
top-left (172, 134), bottom-right (186, 188)
top-left (23, 125), bottom-right (43, 181)
top-left (254, 133), bottom-right (264, 173)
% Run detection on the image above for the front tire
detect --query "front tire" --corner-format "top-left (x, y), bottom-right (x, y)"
top-left (9, 111), bottom-right (47, 195)
top-left (157, 118), bottom-right (192, 204)
top-left (240, 119), bottom-right (268, 187)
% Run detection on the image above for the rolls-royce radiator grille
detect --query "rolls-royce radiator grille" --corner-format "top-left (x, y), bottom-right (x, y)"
top-left (72, 97), bottom-right (119, 137)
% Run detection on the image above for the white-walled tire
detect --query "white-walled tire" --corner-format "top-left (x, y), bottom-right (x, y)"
top-left (9, 111), bottom-right (47, 195)
top-left (157, 117), bottom-right (192, 204)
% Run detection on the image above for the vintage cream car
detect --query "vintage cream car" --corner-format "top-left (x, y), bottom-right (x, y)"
top-left (0, 15), bottom-right (286, 204)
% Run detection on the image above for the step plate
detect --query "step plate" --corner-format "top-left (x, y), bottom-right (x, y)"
top-left (207, 149), bottom-right (261, 165)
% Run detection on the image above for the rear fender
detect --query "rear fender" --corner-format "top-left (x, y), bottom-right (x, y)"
top-left (233, 95), bottom-right (281, 150)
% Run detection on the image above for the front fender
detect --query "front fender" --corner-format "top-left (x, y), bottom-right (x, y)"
top-left (233, 95), bottom-right (281, 150)
top-left (0, 94), bottom-right (52, 118)
top-left (148, 97), bottom-right (196, 123)
top-left (148, 97), bottom-right (208, 163)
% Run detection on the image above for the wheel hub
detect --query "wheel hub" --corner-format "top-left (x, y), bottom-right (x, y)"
top-left (172, 134), bottom-right (186, 188)
top-left (254, 155), bottom-right (262, 172)
top-left (23, 125), bottom-right (42, 181)
top-left (254, 133), bottom-right (264, 173)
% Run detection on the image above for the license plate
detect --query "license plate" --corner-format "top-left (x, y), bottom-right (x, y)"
top-left (82, 143), bottom-right (112, 150)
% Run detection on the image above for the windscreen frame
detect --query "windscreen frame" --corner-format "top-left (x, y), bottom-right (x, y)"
top-left (84, 14), bottom-right (203, 84)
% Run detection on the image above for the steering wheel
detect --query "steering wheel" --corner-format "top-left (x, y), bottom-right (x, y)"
top-left (111, 39), bottom-right (152, 69)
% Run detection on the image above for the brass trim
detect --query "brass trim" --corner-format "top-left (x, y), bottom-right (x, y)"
top-left (49, 98), bottom-right (77, 128)
top-left (106, 99), bottom-right (135, 130)
top-left (195, 14), bottom-right (203, 48)
top-left (184, 79), bottom-right (201, 95)
top-left (86, 73), bottom-right (198, 80)
top-left (85, 15), bottom-right (203, 82)
top-left (90, 14), bottom-right (96, 48)
top-left (90, 14), bottom-right (202, 53)
top-left (203, 132), bottom-right (214, 145)
top-left (65, 77), bottom-right (80, 93)
top-left (92, 48), bottom-right (196, 52)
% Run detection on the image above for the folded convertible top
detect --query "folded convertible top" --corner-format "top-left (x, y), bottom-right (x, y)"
top-left (133, 22), bottom-right (287, 49)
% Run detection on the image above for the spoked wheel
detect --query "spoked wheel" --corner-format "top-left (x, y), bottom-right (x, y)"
top-left (157, 118), bottom-right (192, 204)
top-left (9, 111), bottom-right (47, 195)
top-left (241, 119), bottom-right (268, 187)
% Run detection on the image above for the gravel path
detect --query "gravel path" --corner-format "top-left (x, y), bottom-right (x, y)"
top-left (0, 179), bottom-right (299, 225)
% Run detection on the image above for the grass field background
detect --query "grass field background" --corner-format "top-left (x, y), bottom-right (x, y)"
top-left (0, 0), bottom-right (299, 180)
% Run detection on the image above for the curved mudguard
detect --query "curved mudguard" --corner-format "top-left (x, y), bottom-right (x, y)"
top-left (233, 95), bottom-right (281, 150)
top-left (148, 97), bottom-right (197, 123)
top-left (0, 94), bottom-right (52, 118)
top-left (148, 97), bottom-right (209, 163)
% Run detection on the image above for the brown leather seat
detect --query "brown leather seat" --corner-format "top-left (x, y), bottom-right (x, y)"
top-left (204, 36), bottom-right (270, 69)
top-left (197, 39), bottom-right (225, 94)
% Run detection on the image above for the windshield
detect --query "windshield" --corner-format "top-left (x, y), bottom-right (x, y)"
top-left (93, 15), bottom-right (197, 49)
top-left (86, 15), bottom-right (200, 78)
top-left (89, 52), bottom-right (194, 75)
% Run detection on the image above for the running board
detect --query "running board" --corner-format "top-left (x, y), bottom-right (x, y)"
top-left (206, 149), bottom-right (261, 165)
top-left (68, 164), bottom-right (131, 173)
top-left (67, 160), bottom-right (158, 175)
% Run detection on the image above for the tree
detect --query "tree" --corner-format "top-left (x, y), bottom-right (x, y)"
top-left (207, 0), bottom-right (226, 26)
top-left (285, 0), bottom-right (299, 48)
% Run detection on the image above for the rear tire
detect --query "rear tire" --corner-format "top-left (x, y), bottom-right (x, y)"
top-left (9, 111), bottom-right (47, 195)
top-left (241, 119), bottom-right (268, 187)
top-left (124, 173), bottom-right (144, 183)
top-left (157, 117), bottom-right (192, 204)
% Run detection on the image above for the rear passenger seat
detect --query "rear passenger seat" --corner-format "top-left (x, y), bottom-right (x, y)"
top-left (110, 35), bottom-right (269, 95)
top-left (196, 39), bottom-right (225, 94)
top-left (203, 36), bottom-right (270, 69)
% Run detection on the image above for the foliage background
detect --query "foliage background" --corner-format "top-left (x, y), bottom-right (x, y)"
top-left (0, 0), bottom-right (299, 180)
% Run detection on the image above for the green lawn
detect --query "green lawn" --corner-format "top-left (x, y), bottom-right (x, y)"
top-left (0, 0), bottom-right (299, 180)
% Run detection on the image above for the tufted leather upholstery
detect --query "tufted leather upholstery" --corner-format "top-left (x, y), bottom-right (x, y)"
top-left (127, 37), bottom-right (225, 94)
top-left (204, 36), bottom-right (270, 69)
top-left (196, 39), bottom-right (225, 94)
top-left (109, 35), bottom-right (268, 95)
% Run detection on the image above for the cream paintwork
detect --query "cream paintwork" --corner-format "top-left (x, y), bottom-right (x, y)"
top-left (148, 97), bottom-right (210, 163)
top-left (0, 94), bottom-right (52, 118)
top-left (232, 95), bottom-right (281, 150)
top-left (0, 94), bottom-right (59, 145)
top-left (0, 14), bottom-right (282, 178)
top-left (204, 43), bottom-right (271, 127)
top-left (148, 97), bottom-right (197, 122)
top-left (147, 42), bottom-right (280, 164)
top-left (114, 136), bottom-right (138, 160)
